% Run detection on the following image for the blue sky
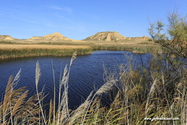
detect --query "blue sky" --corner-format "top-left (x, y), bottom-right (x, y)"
top-left (0, 0), bottom-right (186, 40)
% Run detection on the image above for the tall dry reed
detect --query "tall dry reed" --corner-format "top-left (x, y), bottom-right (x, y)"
top-left (0, 50), bottom-right (186, 124)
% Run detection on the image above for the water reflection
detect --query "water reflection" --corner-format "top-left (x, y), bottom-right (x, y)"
top-left (0, 51), bottom-right (150, 109)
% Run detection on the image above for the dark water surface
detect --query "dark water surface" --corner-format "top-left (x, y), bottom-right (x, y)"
top-left (0, 51), bottom-right (150, 109)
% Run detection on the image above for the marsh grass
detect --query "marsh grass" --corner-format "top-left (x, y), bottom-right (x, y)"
top-left (0, 50), bottom-right (186, 124)
top-left (0, 41), bottom-right (13, 44)
top-left (0, 40), bottom-right (160, 60)
top-left (0, 48), bottom-right (92, 59)
top-left (91, 45), bottom-right (161, 54)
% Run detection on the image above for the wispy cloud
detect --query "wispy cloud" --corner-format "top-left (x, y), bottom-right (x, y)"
top-left (64, 26), bottom-right (75, 30)
top-left (115, 21), bottom-right (125, 24)
top-left (78, 27), bottom-right (87, 32)
top-left (11, 5), bottom-right (30, 9)
top-left (10, 15), bottom-right (39, 24)
top-left (66, 26), bottom-right (87, 33)
top-left (49, 5), bottom-right (73, 13)
top-left (21, 28), bottom-right (44, 32)
top-left (90, 15), bottom-right (100, 19)
top-left (18, 18), bottom-right (39, 24)
top-left (100, 29), bottom-right (107, 31)
top-left (55, 14), bottom-right (77, 24)
top-left (44, 21), bottom-right (59, 28)
top-left (0, 26), bottom-right (44, 32)
top-left (0, 26), bottom-right (16, 30)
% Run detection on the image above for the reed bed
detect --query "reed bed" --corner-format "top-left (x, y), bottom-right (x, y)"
top-left (91, 45), bottom-right (161, 53)
top-left (0, 44), bottom-right (91, 50)
top-left (0, 42), bottom-right (159, 60)
top-left (0, 49), bottom-right (186, 124)
top-left (0, 44), bottom-right (92, 59)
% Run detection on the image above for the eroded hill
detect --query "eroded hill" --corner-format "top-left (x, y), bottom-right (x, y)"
top-left (84, 31), bottom-right (126, 41)
top-left (27, 32), bottom-right (72, 41)
top-left (0, 32), bottom-right (150, 45)
top-left (0, 35), bottom-right (15, 41)
top-left (83, 31), bottom-right (149, 41)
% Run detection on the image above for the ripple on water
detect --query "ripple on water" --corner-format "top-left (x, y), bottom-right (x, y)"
top-left (0, 51), bottom-right (150, 109)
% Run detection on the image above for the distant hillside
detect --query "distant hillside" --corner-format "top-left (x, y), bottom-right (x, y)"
top-left (83, 31), bottom-right (126, 41)
top-left (126, 36), bottom-right (150, 40)
top-left (0, 32), bottom-right (150, 42)
top-left (27, 32), bottom-right (72, 41)
top-left (0, 35), bottom-right (15, 40)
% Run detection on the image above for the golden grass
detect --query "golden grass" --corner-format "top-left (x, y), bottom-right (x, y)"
top-left (84, 39), bottom-right (153, 45)
top-left (0, 44), bottom-right (91, 50)
top-left (0, 51), bottom-right (186, 124)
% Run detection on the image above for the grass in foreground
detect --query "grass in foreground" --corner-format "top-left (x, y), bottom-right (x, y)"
top-left (0, 50), bottom-right (186, 125)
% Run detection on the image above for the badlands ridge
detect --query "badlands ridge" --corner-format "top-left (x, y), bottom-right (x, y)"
top-left (27, 32), bottom-right (72, 41)
top-left (0, 31), bottom-right (149, 42)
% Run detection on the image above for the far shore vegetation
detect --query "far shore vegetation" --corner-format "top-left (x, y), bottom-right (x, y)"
top-left (0, 40), bottom-right (161, 59)
top-left (0, 44), bottom-right (92, 59)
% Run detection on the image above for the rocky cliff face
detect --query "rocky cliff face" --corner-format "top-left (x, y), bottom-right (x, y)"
top-left (0, 35), bottom-right (15, 40)
top-left (84, 31), bottom-right (126, 41)
top-left (27, 32), bottom-right (71, 41)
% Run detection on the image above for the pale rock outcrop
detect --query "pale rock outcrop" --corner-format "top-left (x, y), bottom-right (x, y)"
top-left (0, 35), bottom-right (15, 40)
top-left (27, 32), bottom-right (71, 41)
top-left (83, 31), bottom-right (126, 41)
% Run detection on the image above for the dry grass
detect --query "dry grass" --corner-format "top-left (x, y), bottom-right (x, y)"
top-left (84, 39), bottom-right (153, 45)
top-left (0, 44), bottom-right (91, 50)
top-left (0, 44), bottom-right (92, 60)
top-left (0, 41), bottom-right (160, 61)
top-left (0, 69), bottom-right (42, 125)
top-left (0, 50), bottom-right (186, 124)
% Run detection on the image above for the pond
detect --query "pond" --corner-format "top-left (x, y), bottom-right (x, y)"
top-left (0, 51), bottom-right (150, 109)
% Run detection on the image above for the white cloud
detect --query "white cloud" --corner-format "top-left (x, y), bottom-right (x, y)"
top-left (49, 5), bottom-right (73, 13)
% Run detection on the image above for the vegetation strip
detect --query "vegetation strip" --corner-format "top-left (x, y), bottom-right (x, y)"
top-left (0, 44), bottom-right (92, 59)
top-left (0, 43), bottom-right (163, 59)
top-left (91, 45), bottom-right (161, 53)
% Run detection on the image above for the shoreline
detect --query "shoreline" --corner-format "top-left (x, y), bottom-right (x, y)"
top-left (0, 43), bottom-right (160, 60)
top-left (0, 52), bottom-right (92, 60)
top-left (0, 44), bottom-right (92, 60)
top-left (0, 49), bottom-right (92, 60)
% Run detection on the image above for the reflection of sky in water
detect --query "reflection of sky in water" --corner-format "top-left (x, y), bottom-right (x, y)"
top-left (91, 50), bottom-right (131, 54)
top-left (0, 51), bottom-right (151, 110)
